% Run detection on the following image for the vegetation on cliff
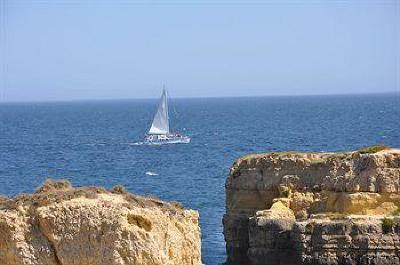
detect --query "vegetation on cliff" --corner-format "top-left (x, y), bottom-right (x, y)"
top-left (357, 144), bottom-right (389, 154)
top-left (1, 179), bottom-right (185, 214)
top-left (239, 145), bottom-right (390, 161)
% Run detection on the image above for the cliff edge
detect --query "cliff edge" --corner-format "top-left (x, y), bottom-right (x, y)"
top-left (0, 180), bottom-right (201, 265)
top-left (224, 146), bottom-right (400, 265)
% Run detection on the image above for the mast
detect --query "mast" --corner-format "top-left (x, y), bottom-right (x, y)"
top-left (164, 85), bottom-right (169, 129)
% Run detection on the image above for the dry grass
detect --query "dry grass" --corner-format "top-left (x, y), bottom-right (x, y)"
top-left (0, 179), bottom-right (186, 215)
top-left (35, 178), bottom-right (72, 193)
top-left (240, 151), bottom-right (347, 162)
top-left (240, 151), bottom-right (309, 161)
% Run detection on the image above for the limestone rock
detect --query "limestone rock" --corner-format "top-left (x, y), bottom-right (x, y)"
top-left (254, 201), bottom-right (295, 226)
top-left (290, 192), bottom-right (314, 219)
top-left (293, 217), bottom-right (400, 265)
top-left (248, 202), bottom-right (296, 265)
top-left (0, 180), bottom-right (201, 265)
top-left (224, 147), bottom-right (400, 265)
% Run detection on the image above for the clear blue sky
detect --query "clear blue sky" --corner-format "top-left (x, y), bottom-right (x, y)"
top-left (0, 0), bottom-right (399, 101)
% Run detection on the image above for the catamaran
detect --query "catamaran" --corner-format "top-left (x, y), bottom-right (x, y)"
top-left (144, 89), bottom-right (190, 145)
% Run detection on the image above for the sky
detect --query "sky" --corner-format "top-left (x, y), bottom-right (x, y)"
top-left (0, 0), bottom-right (399, 102)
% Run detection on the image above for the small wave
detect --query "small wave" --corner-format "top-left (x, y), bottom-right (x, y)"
top-left (145, 171), bottom-right (158, 176)
top-left (128, 142), bottom-right (144, 146)
top-left (83, 143), bottom-right (106, 146)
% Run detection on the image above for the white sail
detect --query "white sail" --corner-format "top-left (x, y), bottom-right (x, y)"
top-left (148, 89), bottom-right (169, 134)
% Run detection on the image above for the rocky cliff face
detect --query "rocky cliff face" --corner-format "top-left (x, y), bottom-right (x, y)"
top-left (0, 180), bottom-right (201, 265)
top-left (224, 147), bottom-right (400, 265)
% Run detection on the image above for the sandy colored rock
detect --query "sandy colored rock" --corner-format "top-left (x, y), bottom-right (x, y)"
top-left (290, 192), bottom-right (314, 219)
top-left (0, 180), bottom-right (201, 265)
top-left (248, 202), bottom-right (296, 265)
top-left (293, 217), bottom-right (400, 265)
top-left (224, 147), bottom-right (400, 265)
top-left (254, 201), bottom-right (295, 224)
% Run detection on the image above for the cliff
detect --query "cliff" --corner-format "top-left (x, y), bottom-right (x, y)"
top-left (224, 146), bottom-right (400, 265)
top-left (0, 180), bottom-right (201, 265)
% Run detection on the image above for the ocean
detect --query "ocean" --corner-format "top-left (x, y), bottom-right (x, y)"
top-left (0, 93), bottom-right (399, 264)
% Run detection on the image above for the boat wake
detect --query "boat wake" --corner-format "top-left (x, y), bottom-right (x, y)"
top-left (83, 143), bottom-right (106, 146)
top-left (145, 171), bottom-right (158, 176)
top-left (128, 142), bottom-right (145, 146)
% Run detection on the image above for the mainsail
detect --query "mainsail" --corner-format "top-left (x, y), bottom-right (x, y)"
top-left (148, 89), bottom-right (169, 134)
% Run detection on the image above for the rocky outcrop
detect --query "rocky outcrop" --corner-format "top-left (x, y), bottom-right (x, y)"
top-left (293, 216), bottom-right (400, 265)
top-left (224, 146), bottom-right (400, 265)
top-left (248, 201), bottom-right (296, 265)
top-left (0, 180), bottom-right (201, 265)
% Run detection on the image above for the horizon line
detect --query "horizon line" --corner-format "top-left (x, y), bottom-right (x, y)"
top-left (0, 90), bottom-right (398, 104)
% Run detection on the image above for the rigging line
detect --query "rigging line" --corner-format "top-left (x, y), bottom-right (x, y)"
top-left (168, 88), bottom-right (181, 129)
top-left (167, 88), bottom-right (179, 118)
top-left (164, 86), bottom-right (181, 132)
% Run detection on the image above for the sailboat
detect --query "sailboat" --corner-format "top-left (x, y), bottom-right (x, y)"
top-left (144, 88), bottom-right (191, 145)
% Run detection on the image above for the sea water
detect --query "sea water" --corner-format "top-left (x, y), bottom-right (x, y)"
top-left (0, 93), bottom-right (399, 265)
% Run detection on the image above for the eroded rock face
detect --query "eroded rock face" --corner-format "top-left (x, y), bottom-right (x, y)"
top-left (224, 148), bottom-right (400, 265)
top-left (293, 217), bottom-right (400, 265)
top-left (0, 180), bottom-right (201, 265)
top-left (248, 201), bottom-right (296, 265)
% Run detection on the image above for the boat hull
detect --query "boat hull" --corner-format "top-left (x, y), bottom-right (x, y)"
top-left (144, 133), bottom-right (191, 145)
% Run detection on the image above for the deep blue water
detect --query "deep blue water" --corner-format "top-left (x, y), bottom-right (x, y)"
top-left (0, 94), bottom-right (399, 264)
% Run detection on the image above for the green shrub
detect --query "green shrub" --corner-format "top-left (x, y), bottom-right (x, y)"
top-left (111, 185), bottom-right (126, 194)
top-left (305, 222), bottom-right (315, 234)
top-left (382, 218), bottom-right (394, 234)
top-left (392, 208), bottom-right (400, 216)
top-left (358, 145), bottom-right (389, 154)
top-left (281, 189), bottom-right (290, 198)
